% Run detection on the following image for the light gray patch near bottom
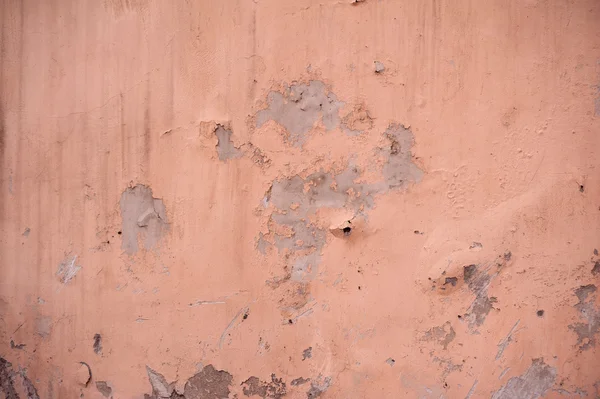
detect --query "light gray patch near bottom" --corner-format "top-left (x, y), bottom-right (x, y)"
top-left (215, 125), bottom-right (243, 161)
top-left (256, 80), bottom-right (343, 147)
top-left (491, 359), bottom-right (556, 399)
top-left (96, 381), bottom-right (113, 398)
top-left (306, 375), bottom-right (331, 398)
top-left (146, 366), bottom-right (172, 398)
top-left (120, 185), bottom-right (169, 255)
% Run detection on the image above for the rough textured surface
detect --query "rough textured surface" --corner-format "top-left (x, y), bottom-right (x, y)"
top-left (119, 184), bottom-right (169, 254)
top-left (241, 374), bottom-right (286, 398)
top-left (569, 284), bottom-right (600, 350)
top-left (256, 81), bottom-right (343, 146)
top-left (1, 0), bottom-right (600, 398)
top-left (215, 125), bottom-right (243, 161)
top-left (492, 359), bottom-right (556, 399)
top-left (183, 365), bottom-right (232, 399)
top-left (96, 381), bottom-right (113, 398)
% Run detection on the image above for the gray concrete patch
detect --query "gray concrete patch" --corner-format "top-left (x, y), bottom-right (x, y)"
top-left (215, 125), bottom-right (243, 161)
top-left (145, 366), bottom-right (172, 398)
top-left (568, 284), bottom-right (599, 350)
top-left (462, 263), bottom-right (498, 330)
top-left (184, 365), bottom-right (233, 399)
top-left (261, 124), bottom-right (422, 280)
top-left (241, 374), bottom-right (286, 398)
top-left (96, 381), bottom-right (113, 398)
top-left (380, 124), bottom-right (424, 189)
top-left (120, 185), bottom-right (169, 255)
top-left (256, 81), bottom-right (343, 146)
top-left (306, 375), bottom-right (331, 398)
top-left (423, 321), bottom-right (456, 350)
top-left (491, 358), bottom-right (556, 399)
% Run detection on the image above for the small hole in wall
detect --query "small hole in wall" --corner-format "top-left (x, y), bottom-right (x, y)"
top-left (457, 315), bottom-right (462, 319)
top-left (358, 286), bottom-right (362, 290)
top-left (537, 310), bottom-right (544, 317)
top-left (117, 231), bottom-right (122, 235)
top-left (343, 227), bottom-right (352, 236)
top-left (580, 185), bottom-right (585, 192)
top-left (288, 319), bottom-right (293, 324)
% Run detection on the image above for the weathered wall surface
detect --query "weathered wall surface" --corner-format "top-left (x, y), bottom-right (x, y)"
top-left (1, 0), bottom-right (599, 398)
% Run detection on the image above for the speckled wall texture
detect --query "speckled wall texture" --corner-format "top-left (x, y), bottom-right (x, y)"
top-left (1, 0), bottom-right (599, 398)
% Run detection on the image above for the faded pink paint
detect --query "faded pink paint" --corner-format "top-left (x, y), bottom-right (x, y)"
top-left (1, 0), bottom-right (600, 398)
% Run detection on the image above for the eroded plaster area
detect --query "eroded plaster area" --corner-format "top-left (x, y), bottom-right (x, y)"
top-left (256, 84), bottom-right (423, 283)
top-left (215, 125), bottom-right (243, 162)
top-left (143, 365), bottom-right (325, 399)
top-left (256, 81), bottom-right (343, 146)
top-left (0, 357), bottom-right (39, 399)
top-left (492, 359), bottom-right (556, 399)
top-left (119, 184), bottom-right (169, 254)
top-left (1, 1), bottom-right (600, 398)
top-left (569, 284), bottom-right (599, 351)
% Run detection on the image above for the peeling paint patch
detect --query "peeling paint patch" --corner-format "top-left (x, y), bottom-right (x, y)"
top-left (0, 359), bottom-right (40, 399)
top-left (96, 381), bottom-right (113, 398)
top-left (568, 284), bottom-right (599, 350)
top-left (423, 321), bottom-right (456, 349)
top-left (341, 104), bottom-right (373, 135)
top-left (302, 347), bottom-right (312, 361)
top-left (291, 377), bottom-right (309, 386)
top-left (256, 81), bottom-right (343, 146)
top-left (184, 365), bottom-right (233, 399)
top-left (215, 125), bottom-right (243, 161)
top-left (146, 365), bottom-right (233, 399)
top-left (306, 376), bottom-right (331, 398)
top-left (93, 333), bottom-right (102, 354)
top-left (592, 261), bottom-right (600, 275)
top-left (35, 315), bottom-right (52, 338)
top-left (462, 263), bottom-right (498, 330)
top-left (0, 357), bottom-right (20, 399)
top-left (261, 124), bottom-right (422, 278)
top-left (491, 358), bottom-right (556, 399)
top-left (56, 254), bottom-right (81, 284)
top-left (496, 320), bottom-right (520, 360)
top-left (241, 374), bottom-right (286, 398)
top-left (146, 366), bottom-right (172, 398)
top-left (21, 370), bottom-right (39, 399)
top-left (10, 340), bottom-right (25, 350)
top-left (120, 185), bottom-right (169, 254)
top-left (432, 356), bottom-right (463, 377)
